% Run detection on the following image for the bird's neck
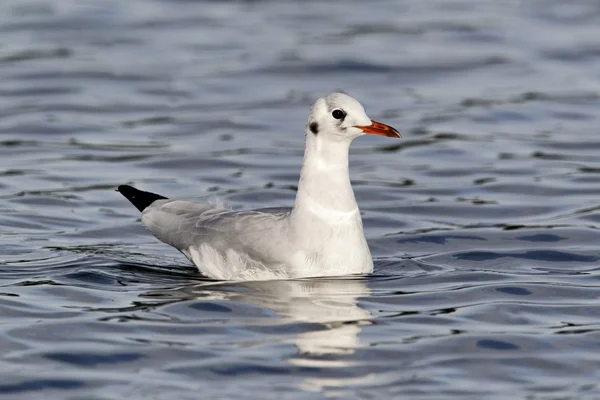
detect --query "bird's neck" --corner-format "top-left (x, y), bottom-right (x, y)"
top-left (292, 135), bottom-right (359, 222)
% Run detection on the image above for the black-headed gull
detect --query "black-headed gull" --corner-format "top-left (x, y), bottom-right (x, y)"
top-left (118, 93), bottom-right (400, 281)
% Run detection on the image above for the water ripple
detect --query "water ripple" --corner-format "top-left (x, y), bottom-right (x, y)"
top-left (2, 0), bottom-right (600, 399)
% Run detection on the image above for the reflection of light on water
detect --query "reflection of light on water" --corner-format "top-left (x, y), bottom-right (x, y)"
top-left (287, 294), bottom-right (372, 357)
top-left (291, 322), bottom-right (363, 357)
top-left (174, 277), bottom-right (373, 395)
top-left (299, 374), bottom-right (378, 397)
top-left (257, 279), bottom-right (372, 355)
top-left (249, 278), bottom-right (374, 394)
top-left (288, 288), bottom-right (375, 394)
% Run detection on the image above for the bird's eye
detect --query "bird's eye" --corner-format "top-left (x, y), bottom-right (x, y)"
top-left (331, 109), bottom-right (346, 120)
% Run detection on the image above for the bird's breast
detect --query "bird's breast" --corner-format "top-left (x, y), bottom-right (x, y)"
top-left (288, 223), bottom-right (373, 278)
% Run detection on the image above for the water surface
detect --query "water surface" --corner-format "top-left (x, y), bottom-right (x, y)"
top-left (1, 0), bottom-right (600, 398)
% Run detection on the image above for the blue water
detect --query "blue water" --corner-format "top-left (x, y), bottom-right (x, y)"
top-left (2, 0), bottom-right (600, 398)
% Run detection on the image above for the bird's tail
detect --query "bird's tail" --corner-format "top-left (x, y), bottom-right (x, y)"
top-left (117, 185), bottom-right (167, 212)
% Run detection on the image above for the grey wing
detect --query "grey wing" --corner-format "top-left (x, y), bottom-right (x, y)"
top-left (140, 199), bottom-right (292, 263)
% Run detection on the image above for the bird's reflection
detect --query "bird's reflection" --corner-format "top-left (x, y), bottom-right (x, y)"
top-left (145, 276), bottom-right (374, 393)
top-left (174, 277), bottom-right (372, 357)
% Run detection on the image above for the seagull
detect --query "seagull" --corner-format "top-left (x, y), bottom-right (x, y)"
top-left (118, 93), bottom-right (400, 281)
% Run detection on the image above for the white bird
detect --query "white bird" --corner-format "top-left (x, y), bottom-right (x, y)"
top-left (118, 93), bottom-right (401, 281)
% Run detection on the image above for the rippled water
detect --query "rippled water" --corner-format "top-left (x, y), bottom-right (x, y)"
top-left (2, 0), bottom-right (600, 398)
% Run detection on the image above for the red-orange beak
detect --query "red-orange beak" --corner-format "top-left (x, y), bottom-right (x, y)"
top-left (354, 120), bottom-right (401, 138)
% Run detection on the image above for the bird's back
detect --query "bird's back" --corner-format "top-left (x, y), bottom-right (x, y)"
top-left (141, 199), bottom-right (293, 280)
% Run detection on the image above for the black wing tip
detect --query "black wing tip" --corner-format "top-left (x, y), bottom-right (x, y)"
top-left (116, 184), bottom-right (131, 193)
top-left (117, 184), bottom-right (167, 212)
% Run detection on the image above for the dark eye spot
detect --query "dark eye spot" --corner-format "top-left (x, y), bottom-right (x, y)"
top-left (309, 122), bottom-right (319, 135)
top-left (332, 109), bottom-right (346, 120)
